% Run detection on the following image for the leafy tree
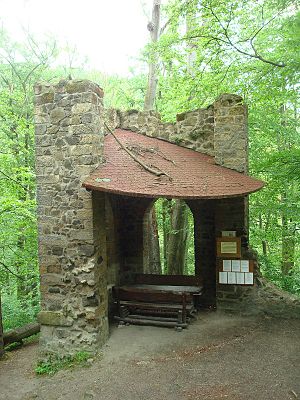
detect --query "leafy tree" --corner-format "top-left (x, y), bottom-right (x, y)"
top-left (148, 0), bottom-right (300, 291)
top-left (0, 29), bottom-right (57, 329)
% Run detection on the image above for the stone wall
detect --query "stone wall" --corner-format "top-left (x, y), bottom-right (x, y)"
top-left (108, 93), bottom-right (247, 171)
top-left (35, 80), bottom-right (108, 357)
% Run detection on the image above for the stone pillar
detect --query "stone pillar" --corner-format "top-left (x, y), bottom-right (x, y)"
top-left (118, 197), bottom-right (152, 283)
top-left (213, 94), bottom-right (254, 311)
top-left (188, 200), bottom-right (216, 308)
top-left (34, 79), bottom-right (108, 357)
top-left (213, 94), bottom-right (248, 173)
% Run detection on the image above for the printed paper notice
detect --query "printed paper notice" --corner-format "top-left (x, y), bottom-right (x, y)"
top-left (228, 272), bottom-right (236, 284)
top-left (245, 273), bottom-right (254, 285)
top-left (241, 260), bottom-right (250, 273)
top-left (220, 241), bottom-right (237, 254)
top-left (236, 272), bottom-right (245, 284)
top-left (223, 260), bottom-right (231, 272)
top-left (232, 260), bottom-right (241, 272)
top-left (219, 272), bottom-right (228, 284)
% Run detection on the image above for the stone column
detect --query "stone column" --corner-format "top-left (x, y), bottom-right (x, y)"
top-left (213, 95), bottom-right (254, 311)
top-left (213, 94), bottom-right (249, 243)
top-left (118, 197), bottom-right (152, 283)
top-left (188, 200), bottom-right (216, 308)
top-left (34, 79), bottom-right (108, 357)
top-left (213, 94), bottom-right (248, 173)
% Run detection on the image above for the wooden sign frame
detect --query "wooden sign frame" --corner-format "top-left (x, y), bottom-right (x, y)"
top-left (216, 237), bottom-right (241, 259)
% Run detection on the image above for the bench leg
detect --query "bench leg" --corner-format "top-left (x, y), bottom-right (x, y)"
top-left (177, 309), bottom-right (183, 324)
top-left (120, 305), bottom-right (129, 319)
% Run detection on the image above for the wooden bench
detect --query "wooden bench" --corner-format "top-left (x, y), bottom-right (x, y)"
top-left (134, 273), bottom-right (203, 287)
top-left (113, 274), bottom-right (203, 329)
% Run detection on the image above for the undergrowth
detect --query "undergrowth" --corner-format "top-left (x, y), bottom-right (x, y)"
top-left (35, 351), bottom-right (91, 376)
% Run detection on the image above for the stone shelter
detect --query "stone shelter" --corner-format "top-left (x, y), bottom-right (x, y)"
top-left (34, 79), bottom-right (264, 356)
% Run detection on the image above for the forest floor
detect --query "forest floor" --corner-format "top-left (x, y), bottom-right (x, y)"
top-left (0, 312), bottom-right (299, 400)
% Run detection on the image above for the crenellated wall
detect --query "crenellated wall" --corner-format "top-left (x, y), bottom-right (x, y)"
top-left (34, 79), bottom-right (250, 357)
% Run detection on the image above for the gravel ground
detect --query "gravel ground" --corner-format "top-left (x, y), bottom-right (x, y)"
top-left (0, 312), bottom-right (299, 400)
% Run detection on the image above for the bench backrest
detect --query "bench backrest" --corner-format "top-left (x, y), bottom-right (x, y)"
top-left (113, 287), bottom-right (193, 304)
top-left (134, 273), bottom-right (202, 287)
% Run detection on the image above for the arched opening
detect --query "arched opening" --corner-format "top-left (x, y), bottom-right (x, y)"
top-left (143, 198), bottom-right (195, 275)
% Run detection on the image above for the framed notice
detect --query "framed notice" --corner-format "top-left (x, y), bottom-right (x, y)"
top-left (216, 237), bottom-right (241, 259)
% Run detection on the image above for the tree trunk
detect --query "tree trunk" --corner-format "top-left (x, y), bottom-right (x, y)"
top-left (143, 206), bottom-right (161, 274)
top-left (3, 322), bottom-right (40, 346)
top-left (144, 0), bottom-right (161, 110)
top-left (281, 193), bottom-right (296, 275)
top-left (186, 8), bottom-right (197, 77)
top-left (278, 106), bottom-right (296, 276)
top-left (143, 0), bottom-right (162, 273)
top-left (258, 213), bottom-right (268, 256)
top-left (167, 200), bottom-right (189, 275)
top-left (0, 295), bottom-right (4, 358)
top-left (161, 199), bottom-right (170, 273)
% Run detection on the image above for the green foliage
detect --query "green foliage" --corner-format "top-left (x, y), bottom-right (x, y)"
top-left (150, 0), bottom-right (300, 293)
top-left (35, 351), bottom-right (91, 376)
top-left (2, 293), bottom-right (39, 330)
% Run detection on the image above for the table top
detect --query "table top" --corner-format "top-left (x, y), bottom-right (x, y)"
top-left (121, 284), bottom-right (202, 294)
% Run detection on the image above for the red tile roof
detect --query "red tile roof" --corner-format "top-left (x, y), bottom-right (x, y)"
top-left (83, 129), bottom-right (264, 199)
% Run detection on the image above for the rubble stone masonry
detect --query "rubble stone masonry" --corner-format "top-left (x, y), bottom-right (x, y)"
top-left (35, 79), bottom-right (249, 356)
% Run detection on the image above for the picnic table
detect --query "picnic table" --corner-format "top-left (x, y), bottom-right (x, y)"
top-left (113, 274), bottom-right (203, 330)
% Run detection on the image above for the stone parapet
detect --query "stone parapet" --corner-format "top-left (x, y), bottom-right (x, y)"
top-left (118, 107), bottom-right (215, 156)
top-left (213, 94), bottom-right (248, 173)
top-left (117, 94), bottom-right (247, 167)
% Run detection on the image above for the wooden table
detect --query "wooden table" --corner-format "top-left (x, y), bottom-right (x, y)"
top-left (113, 283), bottom-right (203, 329)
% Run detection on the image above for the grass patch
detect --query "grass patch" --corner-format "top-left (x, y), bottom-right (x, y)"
top-left (35, 351), bottom-right (91, 376)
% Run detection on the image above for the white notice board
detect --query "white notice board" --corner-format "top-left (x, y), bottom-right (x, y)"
top-left (218, 260), bottom-right (254, 285)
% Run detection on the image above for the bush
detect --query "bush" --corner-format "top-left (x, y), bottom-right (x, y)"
top-left (2, 294), bottom-right (40, 331)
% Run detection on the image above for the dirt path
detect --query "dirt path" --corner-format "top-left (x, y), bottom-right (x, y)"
top-left (0, 312), bottom-right (299, 400)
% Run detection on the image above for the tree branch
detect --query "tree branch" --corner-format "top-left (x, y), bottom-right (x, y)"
top-left (0, 261), bottom-right (24, 280)
top-left (187, 2), bottom-right (286, 68)
top-left (104, 123), bottom-right (171, 179)
top-left (0, 170), bottom-right (29, 192)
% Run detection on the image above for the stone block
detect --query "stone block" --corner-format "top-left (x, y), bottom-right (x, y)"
top-left (38, 311), bottom-right (73, 326)
top-left (65, 80), bottom-right (104, 97)
top-left (35, 92), bottom-right (54, 105)
top-left (40, 273), bottom-right (64, 287)
top-left (50, 108), bottom-right (66, 124)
